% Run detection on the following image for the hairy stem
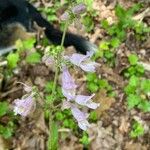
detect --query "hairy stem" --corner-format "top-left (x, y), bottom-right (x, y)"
top-left (47, 21), bottom-right (69, 150)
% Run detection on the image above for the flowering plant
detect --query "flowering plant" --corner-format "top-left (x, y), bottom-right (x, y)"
top-left (13, 2), bottom-right (100, 149)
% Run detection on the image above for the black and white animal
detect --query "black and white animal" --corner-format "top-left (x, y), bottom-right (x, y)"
top-left (0, 0), bottom-right (97, 55)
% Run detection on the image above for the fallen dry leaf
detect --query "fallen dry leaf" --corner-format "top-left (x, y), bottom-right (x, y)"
top-left (95, 90), bottom-right (115, 117)
top-left (119, 116), bottom-right (130, 134)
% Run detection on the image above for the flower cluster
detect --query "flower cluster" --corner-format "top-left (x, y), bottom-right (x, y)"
top-left (61, 67), bottom-right (100, 131)
top-left (42, 45), bottom-right (99, 131)
top-left (42, 3), bottom-right (100, 130)
top-left (13, 83), bottom-right (36, 117)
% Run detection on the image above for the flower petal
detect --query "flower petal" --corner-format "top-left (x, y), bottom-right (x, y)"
top-left (71, 106), bottom-right (90, 130)
top-left (71, 106), bottom-right (88, 122)
top-left (13, 95), bottom-right (36, 117)
top-left (62, 88), bottom-right (76, 100)
top-left (75, 94), bottom-right (95, 105)
top-left (86, 100), bottom-right (100, 109)
top-left (75, 94), bottom-right (100, 109)
top-left (65, 52), bottom-right (99, 72)
top-left (80, 61), bottom-right (99, 72)
top-left (62, 67), bottom-right (77, 89)
top-left (78, 120), bottom-right (90, 131)
top-left (60, 12), bottom-right (69, 21)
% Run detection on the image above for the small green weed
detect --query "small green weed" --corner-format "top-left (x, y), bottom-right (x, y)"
top-left (0, 102), bottom-right (15, 139)
top-left (130, 121), bottom-right (144, 138)
top-left (124, 76), bottom-right (150, 112)
top-left (124, 54), bottom-right (145, 77)
top-left (86, 73), bottom-right (113, 94)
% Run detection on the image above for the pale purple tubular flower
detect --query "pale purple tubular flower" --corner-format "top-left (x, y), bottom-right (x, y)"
top-left (72, 3), bottom-right (87, 15)
top-left (65, 51), bottom-right (99, 72)
top-left (42, 55), bottom-right (55, 67)
top-left (13, 94), bottom-right (36, 117)
top-left (60, 12), bottom-right (69, 21)
top-left (71, 106), bottom-right (90, 131)
top-left (75, 94), bottom-right (100, 109)
top-left (60, 3), bottom-right (86, 21)
top-left (61, 67), bottom-right (77, 100)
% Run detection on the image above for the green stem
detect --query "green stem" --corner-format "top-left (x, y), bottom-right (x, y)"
top-left (47, 21), bottom-right (69, 150)
top-left (61, 21), bottom-right (69, 48)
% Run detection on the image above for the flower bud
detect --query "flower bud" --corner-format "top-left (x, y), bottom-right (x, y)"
top-left (72, 3), bottom-right (86, 15)
top-left (60, 12), bottom-right (69, 21)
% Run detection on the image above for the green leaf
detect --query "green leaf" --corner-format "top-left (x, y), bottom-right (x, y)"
top-left (89, 111), bottom-right (98, 122)
top-left (80, 132), bottom-right (89, 146)
top-left (98, 79), bottom-right (108, 88)
top-left (124, 85), bottom-right (136, 94)
top-left (99, 41), bottom-right (109, 50)
top-left (45, 95), bottom-right (53, 103)
top-left (86, 73), bottom-right (97, 82)
top-left (82, 15), bottom-right (94, 32)
top-left (138, 100), bottom-right (150, 112)
top-left (0, 125), bottom-right (12, 139)
top-left (87, 82), bottom-right (99, 93)
top-left (135, 65), bottom-right (145, 74)
top-left (92, 50), bottom-right (103, 60)
top-left (7, 53), bottom-right (20, 69)
top-left (128, 54), bottom-right (138, 65)
top-left (23, 38), bottom-right (36, 50)
top-left (141, 79), bottom-right (150, 94)
top-left (45, 81), bottom-right (54, 93)
top-left (104, 50), bottom-right (114, 59)
top-left (0, 102), bottom-right (9, 117)
top-left (63, 119), bottom-right (76, 129)
top-left (127, 4), bottom-right (142, 16)
top-left (127, 94), bottom-right (141, 109)
top-left (101, 19), bottom-right (109, 29)
top-left (130, 121), bottom-right (144, 138)
top-left (129, 76), bottom-right (139, 87)
top-left (55, 112), bottom-right (64, 121)
top-left (15, 38), bottom-right (36, 51)
top-left (110, 38), bottom-right (120, 48)
top-left (0, 122), bottom-right (14, 139)
top-left (115, 5), bottom-right (126, 20)
top-left (26, 52), bottom-right (41, 64)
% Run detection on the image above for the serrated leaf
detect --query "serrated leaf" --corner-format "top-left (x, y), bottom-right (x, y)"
top-left (141, 79), bottom-right (150, 94)
top-left (138, 100), bottom-right (150, 112)
top-left (129, 76), bottom-right (139, 87)
top-left (26, 52), bottom-right (41, 64)
top-left (130, 121), bottom-right (144, 138)
top-left (127, 94), bottom-right (141, 109)
top-left (7, 53), bottom-right (20, 69)
top-left (128, 54), bottom-right (138, 65)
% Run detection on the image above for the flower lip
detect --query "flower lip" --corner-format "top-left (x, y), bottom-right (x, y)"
top-left (64, 51), bottom-right (99, 72)
top-left (75, 94), bottom-right (100, 109)
top-left (13, 94), bottom-right (36, 117)
top-left (61, 67), bottom-right (77, 89)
